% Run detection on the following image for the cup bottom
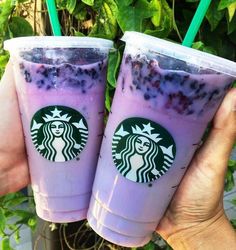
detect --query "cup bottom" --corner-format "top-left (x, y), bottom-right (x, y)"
top-left (87, 211), bottom-right (151, 248)
top-left (34, 192), bottom-right (91, 212)
top-left (36, 206), bottom-right (88, 223)
top-left (89, 195), bottom-right (156, 237)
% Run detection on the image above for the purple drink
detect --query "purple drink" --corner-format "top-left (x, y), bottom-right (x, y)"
top-left (4, 37), bottom-right (113, 222)
top-left (87, 32), bottom-right (236, 247)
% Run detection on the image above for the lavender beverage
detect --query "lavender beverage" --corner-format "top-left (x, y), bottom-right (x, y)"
top-left (4, 37), bottom-right (113, 222)
top-left (87, 32), bottom-right (236, 247)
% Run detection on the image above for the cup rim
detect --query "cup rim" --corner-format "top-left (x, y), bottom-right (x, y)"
top-left (4, 36), bottom-right (114, 50)
top-left (122, 31), bottom-right (236, 78)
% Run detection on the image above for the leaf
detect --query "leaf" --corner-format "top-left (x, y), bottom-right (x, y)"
top-left (185, 0), bottom-right (199, 2)
top-left (0, 53), bottom-right (9, 68)
top-left (82, 0), bottom-right (94, 6)
top-left (27, 217), bottom-right (37, 231)
top-left (0, 0), bottom-right (15, 37)
top-left (218, 0), bottom-right (236, 10)
top-left (4, 196), bottom-right (29, 207)
top-left (143, 241), bottom-right (156, 250)
top-left (73, 3), bottom-right (88, 21)
top-left (74, 31), bottom-right (85, 36)
top-left (231, 219), bottom-right (236, 229)
top-left (206, 0), bottom-right (225, 31)
top-left (107, 49), bottom-right (121, 88)
top-left (14, 229), bottom-right (20, 244)
top-left (225, 168), bottom-right (235, 191)
top-left (227, 2), bottom-right (236, 21)
top-left (228, 159), bottom-right (236, 171)
top-left (105, 84), bottom-right (111, 112)
top-left (89, 0), bottom-right (118, 40)
top-left (14, 209), bottom-right (36, 225)
top-left (1, 237), bottom-right (13, 250)
top-left (66, 0), bottom-right (77, 14)
top-left (150, 0), bottom-right (162, 27)
top-left (145, 0), bottom-right (173, 38)
top-left (192, 41), bottom-right (217, 55)
top-left (230, 198), bottom-right (236, 206)
top-left (229, 30), bottom-right (236, 44)
top-left (0, 208), bottom-right (6, 235)
top-left (116, 0), bottom-right (156, 32)
top-left (2, 192), bottom-right (24, 203)
top-left (9, 16), bottom-right (33, 37)
top-left (227, 8), bottom-right (236, 34)
top-left (56, 0), bottom-right (67, 9)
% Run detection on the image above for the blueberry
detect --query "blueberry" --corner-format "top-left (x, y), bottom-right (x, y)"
top-left (76, 68), bottom-right (83, 76)
top-left (122, 77), bottom-right (125, 89)
top-left (144, 93), bottom-right (150, 100)
top-left (129, 86), bottom-right (133, 91)
top-left (187, 110), bottom-right (194, 115)
top-left (24, 70), bottom-right (32, 83)
top-left (19, 63), bottom-right (25, 70)
top-left (190, 81), bottom-right (198, 90)
top-left (36, 79), bottom-right (45, 86)
top-left (125, 55), bottom-right (132, 64)
top-left (42, 69), bottom-right (49, 78)
top-left (199, 83), bottom-right (205, 89)
top-left (98, 63), bottom-right (102, 71)
top-left (81, 80), bottom-right (86, 87)
top-left (46, 85), bottom-right (51, 90)
top-left (159, 88), bottom-right (164, 95)
top-left (200, 92), bottom-right (207, 99)
top-left (91, 68), bottom-right (99, 79)
top-left (212, 89), bottom-right (220, 95)
top-left (172, 73), bottom-right (183, 85)
top-left (164, 74), bottom-right (173, 82)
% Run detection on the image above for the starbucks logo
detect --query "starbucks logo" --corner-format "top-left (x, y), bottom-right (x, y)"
top-left (112, 118), bottom-right (176, 183)
top-left (31, 105), bottom-right (88, 162)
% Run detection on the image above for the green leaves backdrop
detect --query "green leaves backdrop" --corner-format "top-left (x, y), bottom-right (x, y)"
top-left (0, 0), bottom-right (236, 249)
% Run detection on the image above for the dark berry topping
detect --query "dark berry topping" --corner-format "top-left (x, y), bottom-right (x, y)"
top-left (24, 70), bottom-right (32, 83)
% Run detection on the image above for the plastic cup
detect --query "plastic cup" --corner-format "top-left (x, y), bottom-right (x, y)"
top-left (87, 31), bottom-right (236, 247)
top-left (4, 36), bottom-right (113, 223)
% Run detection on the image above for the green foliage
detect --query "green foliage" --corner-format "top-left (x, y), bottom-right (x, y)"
top-left (225, 159), bottom-right (236, 191)
top-left (89, 0), bottom-right (118, 39)
top-left (0, 0), bottom-right (33, 77)
top-left (0, 192), bottom-right (36, 250)
top-left (1, 238), bottom-right (13, 250)
top-left (8, 16), bottom-right (33, 37)
top-left (107, 48), bottom-right (121, 88)
top-left (218, 0), bottom-right (236, 10)
top-left (116, 0), bottom-right (156, 32)
top-left (0, 0), bottom-right (236, 248)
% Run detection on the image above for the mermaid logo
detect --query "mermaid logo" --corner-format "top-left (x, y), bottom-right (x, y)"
top-left (31, 105), bottom-right (88, 162)
top-left (112, 118), bottom-right (176, 183)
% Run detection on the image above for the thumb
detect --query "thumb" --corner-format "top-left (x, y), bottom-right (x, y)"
top-left (194, 88), bottom-right (236, 182)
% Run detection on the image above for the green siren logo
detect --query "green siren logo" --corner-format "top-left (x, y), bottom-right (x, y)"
top-left (112, 118), bottom-right (176, 183)
top-left (31, 106), bottom-right (88, 162)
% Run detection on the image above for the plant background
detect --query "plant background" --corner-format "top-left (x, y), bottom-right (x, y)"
top-left (0, 0), bottom-right (236, 249)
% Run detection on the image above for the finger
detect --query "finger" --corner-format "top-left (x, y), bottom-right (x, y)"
top-left (0, 63), bottom-right (23, 145)
top-left (193, 88), bottom-right (236, 181)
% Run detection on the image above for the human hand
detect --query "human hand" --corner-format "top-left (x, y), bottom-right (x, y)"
top-left (156, 88), bottom-right (236, 249)
top-left (0, 63), bottom-right (29, 196)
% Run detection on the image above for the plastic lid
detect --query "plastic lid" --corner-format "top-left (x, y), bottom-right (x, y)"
top-left (122, 31), bottom-right (236, 77)
top-left (4, 36), bottom-right (114, 51)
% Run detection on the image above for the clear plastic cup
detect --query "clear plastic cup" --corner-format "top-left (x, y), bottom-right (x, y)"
top-left (4, 36), bottom-right (113, 223)
top-left (87, 31), bottom-right (236, 247)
